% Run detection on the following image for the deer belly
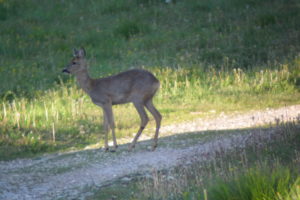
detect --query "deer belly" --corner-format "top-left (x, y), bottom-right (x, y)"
top-left (111, 94), bottom-right (130, 105)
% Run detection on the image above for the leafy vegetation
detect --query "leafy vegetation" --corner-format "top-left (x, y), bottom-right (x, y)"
top-left (0, 0), bottom-right (299, 159)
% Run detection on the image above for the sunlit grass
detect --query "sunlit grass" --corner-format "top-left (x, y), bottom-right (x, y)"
top-left (0, 63), bottom-right (299, 160)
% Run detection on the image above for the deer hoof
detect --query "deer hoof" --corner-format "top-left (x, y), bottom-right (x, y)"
top-left (151, 145), bottom-right (157, 151)
top-left (110, 146), bottom-right (117, 152)
top-left (128, 145), bottom-right (134, 152)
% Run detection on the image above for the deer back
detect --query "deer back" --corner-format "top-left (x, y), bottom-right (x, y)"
top-left (90, 69), bottom-right (160, 105)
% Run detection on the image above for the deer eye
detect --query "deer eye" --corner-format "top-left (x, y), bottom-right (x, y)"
top-left (72, 62), bottom-right (76, 65)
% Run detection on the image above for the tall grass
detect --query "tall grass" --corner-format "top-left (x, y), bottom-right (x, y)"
top-left (0, 64), bottom-right (298, 159)
top-left (206, 166), bottom-right (300, 200)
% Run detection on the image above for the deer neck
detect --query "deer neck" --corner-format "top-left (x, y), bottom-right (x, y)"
top-left (75, 69), bottom-right (93, 94)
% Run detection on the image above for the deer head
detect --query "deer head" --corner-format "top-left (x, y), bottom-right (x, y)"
top-left (62, 48), bottom-right (87, 74)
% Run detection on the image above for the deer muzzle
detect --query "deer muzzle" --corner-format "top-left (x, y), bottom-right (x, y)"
top-left (62, 69), bottom-right (70, 74)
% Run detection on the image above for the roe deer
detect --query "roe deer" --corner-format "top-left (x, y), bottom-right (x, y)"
top-left (62, 48), bottom-right (162, 152)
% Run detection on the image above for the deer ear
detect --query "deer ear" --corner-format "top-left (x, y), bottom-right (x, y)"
top-left (73, 48), bottom-right (78, 57)
top-left (77, 47), bottom-right (86, 58)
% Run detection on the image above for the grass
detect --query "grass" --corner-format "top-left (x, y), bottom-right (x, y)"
top-left (0, 0), bottom-right (300, 159)
top-left (86, 179), bottom-right (140, 200)
top-left (0, 65), bottom-right (299, 160)
top-left (205, 166), bottom-right (300, 200)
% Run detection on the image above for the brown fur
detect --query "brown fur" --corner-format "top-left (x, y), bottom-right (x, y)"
top-left (63, 48), bottom-right (162, 151)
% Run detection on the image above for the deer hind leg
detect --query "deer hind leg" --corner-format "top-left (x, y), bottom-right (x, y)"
top-left (145, 99), bottom-right (162, 151)
top-left (102, 103), bottom-right (118, 151)
top-left (129, 102), bottom-right (149, 151)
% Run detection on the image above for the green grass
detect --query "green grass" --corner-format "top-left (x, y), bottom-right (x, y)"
top-left (86, 179), bottom-right (140, 200)
top-left (0, 0), bottom-right (300, 159)
top-left (205, 166), bottom-right (300, 200)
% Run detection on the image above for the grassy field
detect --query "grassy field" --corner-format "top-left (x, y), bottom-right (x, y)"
top-left (0, 0), bottom-right (300, 159)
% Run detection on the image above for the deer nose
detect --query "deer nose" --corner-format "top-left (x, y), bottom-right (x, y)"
top-left (62, 69), bottom-right (70, 73)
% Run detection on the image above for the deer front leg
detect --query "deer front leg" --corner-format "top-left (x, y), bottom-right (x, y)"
top-left (102, 110), bottom-right (110, 152)
top-left (103, 103), bottom-right (118, 152)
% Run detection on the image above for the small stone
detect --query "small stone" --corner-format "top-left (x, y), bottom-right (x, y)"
top-left (121, 177), bottom-right (132, 182)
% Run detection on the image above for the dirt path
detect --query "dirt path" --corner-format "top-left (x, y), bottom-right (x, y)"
top-left (0, 105), bottom-right (299, 200)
